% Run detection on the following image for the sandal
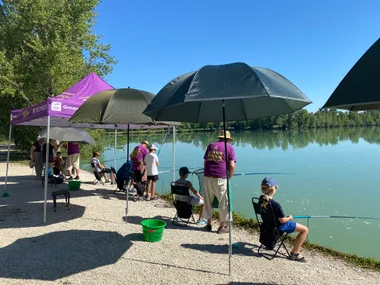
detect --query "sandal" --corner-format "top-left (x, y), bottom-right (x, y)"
top-left (289, 253), bottom-right (306, 263)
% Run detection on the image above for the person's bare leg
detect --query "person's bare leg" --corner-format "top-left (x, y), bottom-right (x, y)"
top-left (110, 172), bottom-right (115, 182)
top-left (67, 168), bottom-right (73, 178)
top-left (146, 180), bottom-right (151, 198)
top-left (291, 223), bottom-right (309, 256)
top-left (75, 168), bottom-right (80, 178)
top-left (103, 172), bottom-right (107, 180)
top-left (199, 205), bottom-right (204, 220)
top-left (151, 181), bottom-right (156, 198)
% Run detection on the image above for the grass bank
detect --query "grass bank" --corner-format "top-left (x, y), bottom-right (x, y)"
top-left (160, 193), bottom-right (380, 272)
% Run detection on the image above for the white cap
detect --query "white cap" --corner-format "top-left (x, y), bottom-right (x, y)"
top-left (150, 144), bottom-right (158, 151)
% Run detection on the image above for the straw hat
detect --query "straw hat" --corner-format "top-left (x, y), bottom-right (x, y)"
top-left (217, 130), bottom-right (233, 141)
top-left (141, 141), bottom-right (149, 147)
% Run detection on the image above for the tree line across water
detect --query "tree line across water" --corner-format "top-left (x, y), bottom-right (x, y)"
top-left (173, 109), bottom-right (380, 131)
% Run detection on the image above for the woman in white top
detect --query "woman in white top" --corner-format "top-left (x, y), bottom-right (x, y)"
top-left (144, 144), bottom-right (159, 201)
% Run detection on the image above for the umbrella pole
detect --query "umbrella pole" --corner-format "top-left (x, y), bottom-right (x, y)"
top-left (125, 124), bottom-right (130, 222)
top-left (43, 115), bottom-right (51, 223)
top-left (3, 121), bottom-right (12, 196)
top-left (222, 100), bottom-right (232, 276)
top-left (114, 129), bottom-right (117, 170)
top-left (172, 126), bottom-right (176, 182)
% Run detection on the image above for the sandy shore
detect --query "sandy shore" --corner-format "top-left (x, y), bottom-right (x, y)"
top-left (0, 162), bottom-right (379, 285)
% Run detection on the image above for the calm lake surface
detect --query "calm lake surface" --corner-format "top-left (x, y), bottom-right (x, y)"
top-left (85, 127), bottom-right (380, 260)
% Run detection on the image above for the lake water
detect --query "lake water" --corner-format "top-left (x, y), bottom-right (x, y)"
top-left (84, 127), bottom-right (380, 260)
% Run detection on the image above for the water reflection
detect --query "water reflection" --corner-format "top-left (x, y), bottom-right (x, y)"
top-left (102, 127), bottom-right (380, 151)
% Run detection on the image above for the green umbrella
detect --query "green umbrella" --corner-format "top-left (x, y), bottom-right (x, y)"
top-left (69, 88), bottom-right (179, 157)
top-left (323, 38), bottom-right (380, 111)
top-left (143, 62), bottom-right (311, 275)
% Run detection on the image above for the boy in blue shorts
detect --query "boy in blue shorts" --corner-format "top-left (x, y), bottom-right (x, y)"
top-left (260, 177), bottom-right (308, 262)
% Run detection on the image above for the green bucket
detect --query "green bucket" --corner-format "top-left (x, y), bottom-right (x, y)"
top-left (141, 219), bottom-right (166, 242)
top-left (68, 180), bottom-right (81, 191)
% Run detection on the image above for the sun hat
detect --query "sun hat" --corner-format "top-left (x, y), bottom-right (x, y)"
top-left (141, 140), bottom-right (149, 146)
top-left (217, 130), bottom-right (233, 140)
top-left (149, 144), bottom-right (158, 151)
top-left (261, 177), bottom-right (277, 187)
top-left (179, 167), bottom-right (190, 176)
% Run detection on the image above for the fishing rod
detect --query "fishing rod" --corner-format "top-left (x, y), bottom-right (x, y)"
top-left (156, 128), bottom-right (169, 157)
top-left (293, 215), bottom-right (380, 220)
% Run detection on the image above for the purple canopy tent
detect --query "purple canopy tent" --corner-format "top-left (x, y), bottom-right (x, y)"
top-left (4, 73), bottom-right (113, 222)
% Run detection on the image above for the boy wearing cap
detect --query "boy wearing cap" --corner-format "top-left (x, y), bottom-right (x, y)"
top-left (130, 140), bottom-right (149, 183)
top-left (176, 167), bottom-right (206, 225)
top-left (203, 130), bottom-right (236, 234)
top-left (144, 144), bottom-right (159, 200)
top-left (260, 177), bottom-right (308, 262)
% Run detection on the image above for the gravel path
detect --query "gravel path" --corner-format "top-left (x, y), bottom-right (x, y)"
top-left (1, 162), bottom-right (379, 285)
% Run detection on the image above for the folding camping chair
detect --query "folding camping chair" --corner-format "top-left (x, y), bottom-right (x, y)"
top-left (91, 162), bottom-right (104, 185)
top-left (193, 168), bottom-right (219, 208)
top-left (252, 197), bottom-right (290, 260)
top-left (171, 181), bottom-right (196, 226)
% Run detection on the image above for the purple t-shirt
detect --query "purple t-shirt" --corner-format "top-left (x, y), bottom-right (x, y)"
top-left (204, 141), bottom-right (236, 179)
top-left (130, 144), bottom-right (149, 171)
top-left (67, 142), bottom-right (80, 155)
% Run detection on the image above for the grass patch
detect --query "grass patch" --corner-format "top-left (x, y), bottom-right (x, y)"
top-left (159, 193), bottom-right (380, 272)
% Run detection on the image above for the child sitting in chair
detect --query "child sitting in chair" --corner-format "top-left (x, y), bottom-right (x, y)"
top-left (92, 152), bottom-right (115, 184)
top-left (260, 177), bottom-right (308, 262)
top-left (53, 152), bottom-right (64, 175)
top-left (176, 167), bottom-right (206, 225)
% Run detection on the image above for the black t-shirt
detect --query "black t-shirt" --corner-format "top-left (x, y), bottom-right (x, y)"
top-left (259, 195), bottom-right (286, 226)
top-left (42, 143), bottom-right (54, 157)
top-left (33, 141), bottom-right (42, 152)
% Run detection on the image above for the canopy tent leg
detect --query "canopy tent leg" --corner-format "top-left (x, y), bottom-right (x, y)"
top-left (222, 100), bottom-right (232, 276)
top-left (114, 129), bottom-right (117, 170)
top-left (172, 126), bottom-right (176, 182)
top-left (43, 115), bottom-right (51, 224)
top-left (3, 122), bottom-right (12, 197)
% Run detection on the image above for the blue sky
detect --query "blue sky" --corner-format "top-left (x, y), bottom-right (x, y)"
top-left (94, 0), bottom-right (379, 112)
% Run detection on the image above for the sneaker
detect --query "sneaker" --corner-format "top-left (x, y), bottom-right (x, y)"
top-left (217, 226), bottom-right (229, 234)
top-left (74, 176), bottom-right (80, 180)
top-left (151, 196), bottom-right (158, 201)
top-left (67, 176), bottom-right (74, 181)
top-left (197, 219), bottom-right (207, 225)
top-left (105, 179), bottom-right (110, 183)
top-left (110, 180), bottom-right (115, 185)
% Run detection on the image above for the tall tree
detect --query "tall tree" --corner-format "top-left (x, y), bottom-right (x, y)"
top-left (0, 0), bottom-right (116, 150)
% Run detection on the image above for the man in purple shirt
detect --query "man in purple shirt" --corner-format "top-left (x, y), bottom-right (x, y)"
top-left (203, 131), bottom-right (236, 234)
top-left (130, 140), bottom-right (149, 182)
top-left (66, 142), bottom-right (81, 180)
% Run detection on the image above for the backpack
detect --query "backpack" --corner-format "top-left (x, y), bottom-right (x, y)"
top-left (116, 161), bottom-right (132, 190)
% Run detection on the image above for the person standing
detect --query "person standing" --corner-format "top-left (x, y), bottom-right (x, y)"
top-left (144, 144), bottom-right (159, 200)
top-left (66, 142), bottom-right (81, 180)
top-left (130, 140), bottom-right (149, 183)
top-left (203, 130), bottom-right (236, 234)
top-left (30, 137), bottom-right (45, 176)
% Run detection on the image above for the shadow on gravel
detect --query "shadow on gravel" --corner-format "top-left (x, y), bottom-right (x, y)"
top-left (0, 202), bottom-right (85, 229)
top-left (0, 230), bottom-right (136, 280)
top-left (123, 215), bottom-right (206, 232)
top-left (216, 282), bottom-right (280, 285)
top-left (123, 257), bottom-right (228, 276)
top-left (181, 242), bottom-right (262, 257)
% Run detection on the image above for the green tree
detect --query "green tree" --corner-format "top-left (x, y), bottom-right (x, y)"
top-left (0, 0), bottom-right (117, 152)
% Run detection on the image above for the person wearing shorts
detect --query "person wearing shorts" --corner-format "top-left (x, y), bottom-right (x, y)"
top-left (66, 142), bottom-right (80, 180)
top-left (203, 130), bottom-right (236, 234)
top-left (175, 167), bottom-right (206, 225)
top-left (92, 152), bottom-right (115, 184)
top-left (144, 144), bottom-right (159, 201)
top-left (260, 177), bottom-right (309, 262)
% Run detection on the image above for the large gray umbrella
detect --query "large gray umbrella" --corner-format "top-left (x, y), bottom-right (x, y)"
top-left (143, 62), bottom-right (311, 275)
top-left (323, 38), bottom-right (380, 111)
